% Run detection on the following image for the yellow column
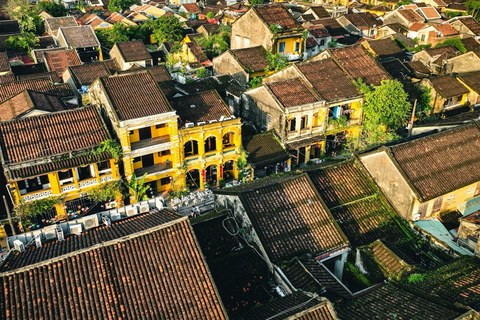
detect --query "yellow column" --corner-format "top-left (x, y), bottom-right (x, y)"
top-left (305, 146), bottom-right (311, 163)
top-left (11, 182), bottom-right (21, 204)
top-left (94, 163), bottom-right (100, 184)
top-left (111, 159), bottom-right (120, 179)
top-left (72, 168), bottom-right (79, 189)
top-left (55, 203), bottom-right (67, 221)
top-left (48, 172), bottom-right (61, 195)
top-left (200, 166), bottom-right (205, 190)
top-left (216, 134), bottom-right (223, 153)
top-left (198, 138), bottom-right (205, 157)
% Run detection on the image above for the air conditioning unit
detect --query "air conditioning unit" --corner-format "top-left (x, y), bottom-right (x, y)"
top-left (111, 212), bottom-right (121, 221)
top-left (43, 225), bottom-right (58, 240)
top-left (156, 198), bottom-right (164, 210)
top-left (126, 205), bottom-right (138, 217)
top-left (13, 240), bottom-right (25, 252)
top-left (102, 216), bottom-right (111, 226)
top-left (185, 123), bottom-right (194, 128)
top-left (70, 224), bottom-right (82, 235)
top-left (56, 225), bottom-right (64, 241)
top-left (83, 215), bottom-right (100, 229)
top-left (197, 121), bottom-right (206, 126)
top-left (106, 201), bottom-right (117, 209)
top-left (139, 202), bottom-right (149, 213)
top-left (35, 235), bottom-right (42, 248)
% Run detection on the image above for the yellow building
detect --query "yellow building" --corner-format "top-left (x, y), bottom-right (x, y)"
top-left (0, 107), bottom-right (121, 220)
top-left (419, 75), bottom-right (470, 113)
top-left (169, 90), bottom-right (243, 190)
top-left (359, 122), bottom-right (480, 221)
top-left (89, 71), bottom-right (182, 198)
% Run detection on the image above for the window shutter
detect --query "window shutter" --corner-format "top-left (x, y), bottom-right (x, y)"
top-left (418, 203), bottom-right (428, 219)
top-left (432, 197), bottom-right (443, 214)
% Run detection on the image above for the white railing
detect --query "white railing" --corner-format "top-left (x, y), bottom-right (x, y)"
top-left (79, 179), bottom-right (98, 189)
top-left (100, 174), bottom-right (114, 183)
top-left (22, 190), bottom-right (53, 202)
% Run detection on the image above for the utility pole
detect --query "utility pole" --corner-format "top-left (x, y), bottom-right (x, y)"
top-left (3, 196), bottom-right (15, 236)
top-left (408, 99), bottom-right (417, 138)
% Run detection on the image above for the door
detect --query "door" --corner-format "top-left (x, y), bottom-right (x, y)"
top-left (139, 127), bottom-right (152, 140)
top-left (142, 154), bottom-right (154, 168)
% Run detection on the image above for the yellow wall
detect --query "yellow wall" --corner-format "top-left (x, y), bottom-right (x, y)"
top-left (276, 37), bottom-right (303, 55)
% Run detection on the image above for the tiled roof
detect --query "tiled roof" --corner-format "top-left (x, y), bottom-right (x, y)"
top-left (310, 6), bottom-right (330, 19)
top-left (344, 12), bottom-right (380, 29)
top-left (0, 89), bottom-right (68, 121)
top-left (398, 9), bottom-right (424, 23)
top-left (176, 74), bottom-right (243, 98)
top-left (459, 70), bottom-right (480, 94)
top-left (408, 22), bottom-right (426, 31)
top-left (462, 210), bottom-right (480, 223)
top-left (424, 45), bottom-right (458, 59)
top-left (68, 61), bottom-right (112, 87)
top-left (389, 123), bottom-right (480, 200)
top-left (230, 46), bottom-right (269, 73)
top-left (298, 59), bottom-right (359, 101)
top-left (336, 283), bottom-right (467, 319)
top-left (182, 2), bottom-right (201, 12)
top-left (364, 240), bottom-right (412, 279)
top-left (283, 258), bottom-right (352, 298)
top-left (0, 107), bottom-right (110, 165)
top-left (0, 78), bottom-right (73, 103)
top-left (100, 72), bottom-right (173, 121)
top-left (308, 25), bottom-right (330, 38)
top-left (309, 18), bottom-right (346, 37)
top-left (456, 17), bottom-right (480, 36)
top-left (302, 13), bottom-right (315, 21)
top-left (255, 4), bottom-right (304, 33)
top-left (438, 210), bottom-right (463, 230)
top-left (429, 74), bottom-right (469, 98)
top-left (45, 16), bottom-right (78, 35)
top-left (78, 12), bottom-right (96, 24)
top-left (234, 292), bottom-right (337, 320)
top-left (416, 7), bottom-right (441, 19)
top-left (306, 36), bottom-right (319, 47)
top-left (0, 20), bottom-right (21, 35)
top-left (238, 174), bottom-right (348, 262)
top-left (186, 41), bottom-right (209, 63)
top-left (59, 25), bottom-right (100, 48)
top-left (43, 49), bottom-right (82, 74)
top-left (115, 40), bottom-right (152, 62)
top-left (0, 72), bottom-right (15, 84)
top-left (200, 23), bottom-right (220, 35)
top-left (366, 38), bottom-right (404, 58)
top-left (461, 37), bottom-right (480, 54)
top-left (411, 256), bottom-right (480, 311)
top-left (0, 214), bottom-right (228, 320)
top-left (330, 45), bottom-right (390, 86)
top-left (446, 2), bottom-right (467, 10)
top-left (33, 47), bottom-right (68, 64)
top-left (434, 23), bottom-right (458, 35)
top-left (243, 130), bottom-right (289, 166)
top-left (0, 51), bottom-right (10, 73)
top-left (267, 78), bottom-right (321, 108)
top-left (169, 90), bottom-right (231, 126)
top-left (370, 4), bottom-right (392, 12)
top-left (307, 161), bottom-right (409, 246)
top-left (16, 71), bottom-right (62, 84)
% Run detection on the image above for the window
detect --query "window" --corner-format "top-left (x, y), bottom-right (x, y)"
top-left (243, 37), bottom-right (250, 47)
top-left (184, 140), bottom-right (199, 157)
top-left (421, 34), bottom-right (426, 42)
top-left (204, 136), bottom-right (217, 153)
top-left (267, 114), bottom-right (272, 129)
top-left (133, 157), bottom-right (141, 163)
top-left (475, 182), bottom-right (480, 196)
top-left (155, 123), bottom-right (166, 129)
top-left (158, 150), bottom-right (171, 157)
top-left (235, 35), bottom-right (241, 48)
top-left (300, 116), bottom-right (308, 130)
top-left (289, 118), bottom-right (296, 131)
top-left (77, 165), bottom-right (94, 181)
top-left (18, 175), bottom-right (50, 194)
top-left (160, 177), bottom-right (171, 185)
top-left (58, 170), bottom-right (74, 186)
top-left (432, 197), bottom-right (443, 213)
top-left (97, 160), bottom-right (111, 175)
top-left (417, 203), bottom-right (428, 219)
top-left (294, 41), bottom-right (300, 52)
top-left (223, 132), bottom-right (235, 148)
top-left (320, 39), bottom-right (325, 46)
top-left (279, 41), bottom-right (286, 53)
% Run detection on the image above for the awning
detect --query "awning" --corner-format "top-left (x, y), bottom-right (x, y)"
top-left (287, 135), bottom-right (324, 150)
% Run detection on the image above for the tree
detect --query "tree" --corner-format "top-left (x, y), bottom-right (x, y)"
top-left (124, 173), bottom-right (150, 203)
top-left (95, 24), bottom-right (147, 48)
top-left (206, 11), bottom-right (214, 19)
top-left (357, 79), bottom-right (411, 130)
top-left (197, 67), bottom-right (207, 78)
top-left (250, 0), bottom-right (264, 5)
top-left (236, 149), bottom-right (248, 183)
top-left (466, 0), bottom-right (480, 18)
top-left (435, 37), bottom-right (466, 53)
top-left (249, 76), bottom-right (262, 88)
top-left (2, 0), bottom-right (29, 19)
top-left (197, 34), bottom-right (229, 59)
top-left (264, 51), bottom-right (288, 73)
top-left (37, 1), bottom-right (67, 17)
top-left (86, 180), bottom-right (121, 202)
top-left (5, 32), bottom-right (38, 52)
top-left (108, 0), bottom-right (140, 12)
top-left (395, 0), bottom-right (412, 8)
top-left (143, 15), bottom-right (184, 43)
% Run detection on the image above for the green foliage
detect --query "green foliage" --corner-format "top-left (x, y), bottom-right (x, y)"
top-left (357, 79), bottom-right (411, 130)
top-left (92, 139), bottom-right (123, 160)
top-left (250, 0), bottom-right (264, 5)
top-left (95, 24), bottom-right (148, 48)
top-left (408, 273), bottom-right (426, 284)
top-left (435, 37), bottom-right (466, 53)
top-left (446, 11), bottom-right (466, 18)
top-left (197, 33), bottom-right (229, 59)
top-left (395, 0), bottom-right (412, 8)
top-left (144, 15), bottom-right (184, 43)
top-left (108, 0), bottom-right (140, 12)
top-left (206, 11), bottom-right (214, 19)
top-left (329, 115), bottom-right (348, 129)
top-left (8, 2), bottom-right (44, 35)
top-left (218, 178), bottom-right (226, 188)
top-left (86, 180), bottom-right (121, 202)
top-left (416, 86), bottom-right (433, 119)
top-left (124, 173), bottom-right (150, 202)
top-left (264, 51), bottom-right (288, 73)
top-left (302, 30), bottom-right (309, 40)
top-left (328, 39), bottom-right (337, 48)
top-left (37, 1), bottom-right (67, 16)
top-left (466, 0), bottom-right (480, 19)
top-left (249, 76), bottom-right (263, 88)
top-left (14, 197), bottom-right (62, 218)
top-left (197, 67), bottom-right (207, 78)
top-left (236, 148), bottom-right (248, 183)
top-left (5, 32), bottom-right (38, 52)
top-left (269, 24), bottom-right (281, 36)
top-left (346, 261), bottom-right (371, 286)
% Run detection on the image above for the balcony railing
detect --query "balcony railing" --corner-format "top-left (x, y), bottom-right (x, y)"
top-left (134, 162), bottom-right (173, 176)
top-left (61, 183), bottom-right (77, 193)
top-left (312, 125), bottom-right (324, 133)
top-left (22, 189), bottom-right (53, 202)
top-left (78, 178), bottom-right (98, 189)
top-left (131, 135), bottom-right (170, 151)
top-left (287, 131), bottom-right (298, 139)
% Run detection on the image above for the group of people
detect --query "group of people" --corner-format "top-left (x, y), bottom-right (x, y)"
top-left (190, 206), bottom-right (201, 218)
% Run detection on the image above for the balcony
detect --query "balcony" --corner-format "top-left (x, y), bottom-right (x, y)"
top-left (280, 53), bottom-right (301, 61)
top-left (287, 131), bottom-right (298, 139)
top-left (61, 183), bottom-right (77, 194)
top-left (134, 162), bottom-right (173, 176)
top-left (22, 189), bottom-right (53, 202)
top-left (312, 125), bottom-right (324, 133)
top-left (131, 135), bottom-right (170, 151)
top-left (78, 178), bottom-right (98, 189)
top-left (299, 128), bottom-right (310, 136)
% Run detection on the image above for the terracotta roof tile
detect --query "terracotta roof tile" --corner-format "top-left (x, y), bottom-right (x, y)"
top-left (0, 214), bottom-right (228, 320)
top-left (462, 37), bottom-right (480, 54)
top-left (230, 46), bottom-right (269, 73)
top-left (308, 25), bottom-right (330, 38)
top-left (186, 41), bottom-right (209, 63)
top-left (182, 2), bottom-right (201, 12)
top-left (33, 47), bottom-right (68, 64)
top-left (330, 45), bottom-right (390, 86)
top-left (306, 36), bottom-right (319, 47)
top-left (243, 130), bottom-right (289, 166)
top-left (398, 9), bottom-right (424, 23)
top-left (302, 13), bottom-right (315, 21)
top-left (45, 16), bottom-right (78, 36)
top-left (78, 12), bottom-right (96, 24)
top-left (459, 70), bottom-right (480, 94)
top-left (238, 174), bottom-right (348, 262)
top-left (17, 71), bottom-right (62, 84)
top-left (255, 4), bottom-right (304, 33)
top-left (0, 20), bottom-right (21, 35)
top-left (434, 23), bottom-right (458, 35)
top-left (59, 25), bottom-right (100, 48)
top-left (169, 90), bottom-right (231, 126)
top-left (344, 12), bottom-right (380, 29)
top-left (0, 107), bottom-right (110, 164)
top-left (0, 72), bottom-right (15, 84)
top-left (0, 78), bottom-right (73, 103)
top-left (308, 18), bottom-right (346, 37)
top-left (43, 49), bottom-right (82, 74)
top-left (365, 38), bottom-right (404, 58)
top-left (115, 40), bottom-right (152, 62)
top-left (390, 123), bottom-right (480, 200)
top-left (430, 74), bottom-right (469, 98)
top-left (298, 59), bottom-right (359, 101)
top-left (456, 17), bottom-right (480, 36)
top-left (409, 22), bottom-right (427, 31)
top-left (267, 78), bottom-right (321, 108)
top-left (115, 65), bottom-right (173, 84)
top-left (0, 51), bottom-right (10, 73)
top-left (68, 61), bottom-right (112, 87)
top-left (310, 6), bottom-right (330, 19)
top-left (416, 7), bottom-right (441, 19)
top-left (101, 72), bottom-right (173, 121)
top-left (0, 89), bottom-right (69, 121)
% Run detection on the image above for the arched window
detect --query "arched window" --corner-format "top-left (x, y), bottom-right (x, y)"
top-left (204, 136), bottom-right (217, 153)
top-left (223, 132), bottom-right (235, 148)
top-left (289, 118), bottom-right (296, 132)
top-left (184, 140), bottom-right (199, 157)
top-left (300, 116), bottom-right (308, 130)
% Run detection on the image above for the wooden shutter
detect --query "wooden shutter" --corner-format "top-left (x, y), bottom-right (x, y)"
top-left (418, 203), bottom-right (428, 219)
top-left (432, 197), bottom-right (443, 214)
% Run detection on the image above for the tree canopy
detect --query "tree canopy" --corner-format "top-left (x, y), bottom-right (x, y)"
top-left (466, 0), bottom-right (480, 18)
top-left (95, 24), bottom-right (148, 48)
top-left (37, 1), bottom-right (67, 17)
top-left (144, 15), bottom-right (184, 43)
top-left (197, 34), bottom-right (229, 59)
top-left (108, 0), bottom-right (140, 12)
top-left (5, 32), bottom-right (38, 52)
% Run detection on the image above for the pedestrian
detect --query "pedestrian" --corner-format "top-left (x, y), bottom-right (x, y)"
top-left (191, 210), bottom-right (195, 218)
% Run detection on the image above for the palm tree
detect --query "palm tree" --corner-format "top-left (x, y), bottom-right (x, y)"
top-left (125, 173), bottom-right (150, 203)
top-left (197, 34), bottom-right (229, 59)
